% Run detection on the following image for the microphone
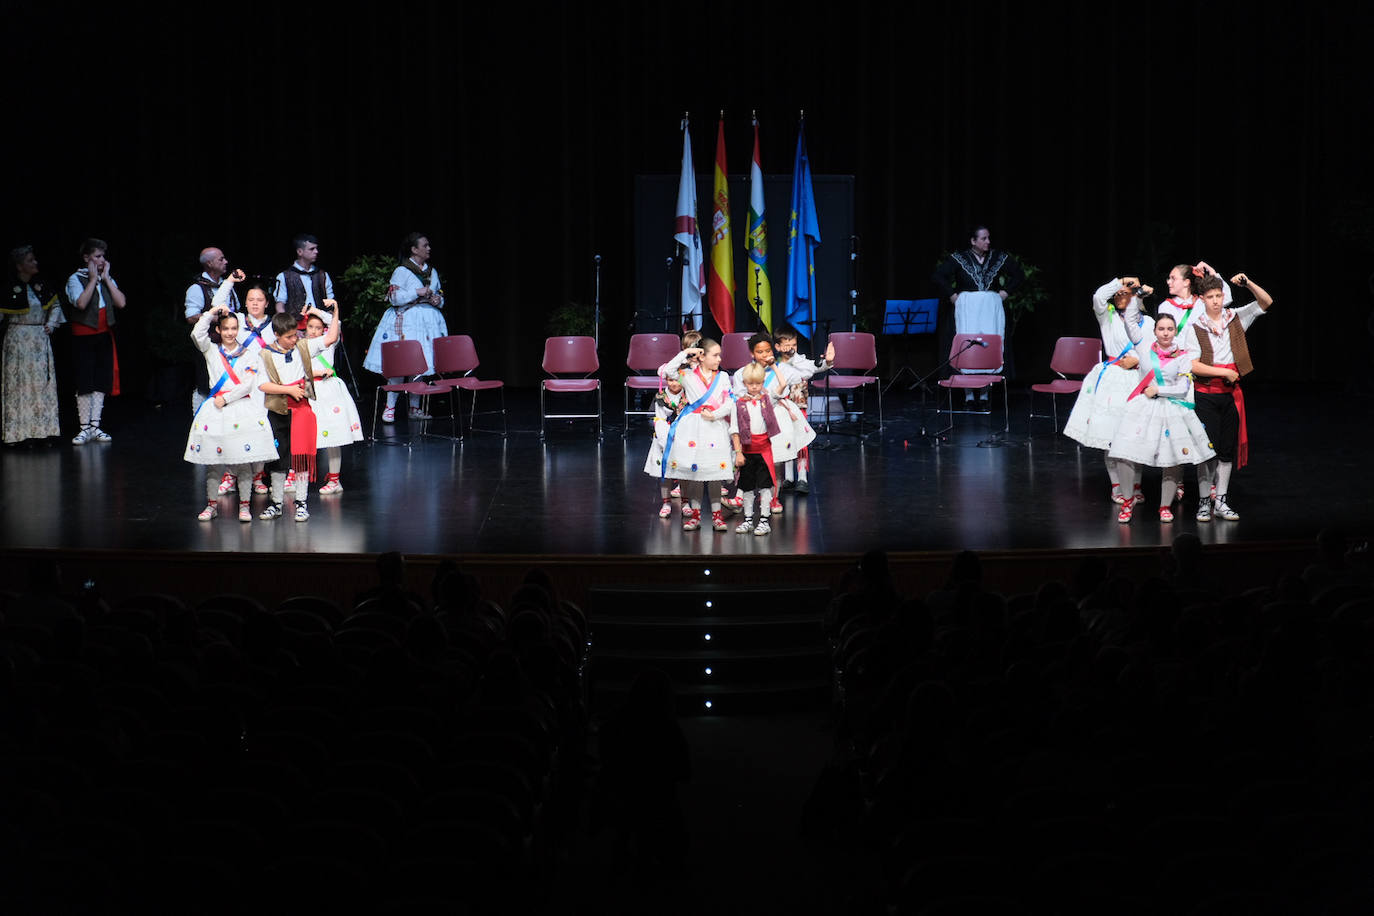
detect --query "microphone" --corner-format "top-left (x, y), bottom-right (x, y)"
top-left (972, 338), bottom-right (989, 348)
top-left (594, 255), bottom-right (602, 264)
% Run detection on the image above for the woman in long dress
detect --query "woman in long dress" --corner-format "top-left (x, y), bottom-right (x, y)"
top-left (2, 246), bottom-right (64, 444)
top-left (364, 232), bottom-right (449, 423)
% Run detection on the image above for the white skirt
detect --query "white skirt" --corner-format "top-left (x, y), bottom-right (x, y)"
top-left (768, 400), bottom-right (815, 462)
top-left (954, 290), bottom-right (1005, 373)
top-left (363, 305), bottom-right (449, 375)
top-left (656, 412), bottom-right (734, 482)
top-left (310, 377), bottom-right (365, 447)
top-left (1062, 361), bottom-right (1139, 450)
top-left (1106, 397), bottom-right (1216, 468)
top-left (185, 399), bottom-right (279, 466)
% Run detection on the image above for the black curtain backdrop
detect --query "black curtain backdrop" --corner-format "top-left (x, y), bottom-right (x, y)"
top-left (9, 0), bottom-right (1373, 391)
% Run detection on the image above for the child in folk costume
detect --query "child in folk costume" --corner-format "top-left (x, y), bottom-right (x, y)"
top-left (1063, 277), bottom-right (1154, 507)
top-left (1183, 272), bottom-right (1275, 523)
top-left (304, 310), bottom-right (364, 495)
top-left (657, 339), bottom-right (736, 532)
top-left (643, 374), bottom-right (688, 518)
top-left (1105, 296), bottom-right (1215, 523)
top-left (771, 325), bottom-right (834, 496)
top-left (184, 294), bottom-right (278, 522)
top-left (729, 333), bottom-right (818, 514)
top-left (257, 302), bottom-right (341, 521)
top-left (233, 280), bottom-right (278, 496)
top-left (729, 362), bottom-right (791, 536)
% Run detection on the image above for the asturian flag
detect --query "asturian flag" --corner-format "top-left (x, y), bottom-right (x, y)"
top-left (785, 117), bottom-right (820, 338)
top-left (675, 118), bottom-right (707, 331)
top-left (746, 114), bottom-right (772, 332)
top-left (707, 117), bottom-right (735, 335)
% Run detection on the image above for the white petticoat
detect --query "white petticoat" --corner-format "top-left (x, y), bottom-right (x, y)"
top-left (1063, 361), bottom-right (1139, 450)
top-left (363, 305), bottom-right (449, 375)
top-left (1106, 396), bottom-right (1216, 468)
top-left (184, 400), bottom-right (279, 465)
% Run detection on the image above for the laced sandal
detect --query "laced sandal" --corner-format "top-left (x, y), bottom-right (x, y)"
top-left (1132, 487), bottom-right (1144, 505)
top-left (382, 406), bottom-right (396, 424)
top-left (1117, 502), bottom-right (1134, 523)
top-left (72, 424), bottom-right (94, 445)
top-left (1213, 495), bottom-right (1240, 522)
top-left (658, 499), bottom-right (673, 518)
top-left (252, 472), bottom-right (269, 494)
top-left (1111, 484), bottom-right (1125, 505)
top-left (1158, 507), bottom-right (1174, 523)
top-left (682, 508), bottom-right (701, 531)
top-left (725, 494), bottom-right (745, 509)
top-left (669, 484), bottom-right (681, 499)
top-left (90, 427), bottom-right (112, 443)
top-left (735, 517), bottom-right (756, 534)
top-left (216, 472), bottom-right (237, 495)
top-left (294, 500), bottom-right (310, 522)
top-left (753, 519), bottom-right (771, 536)
top-left (1175, 484), bottom-right (1185, 503)
top-left (712, 510), bottom-right (728, 531)
top-left (259, 503), bottom-right (284, 521)
top-left (238, 501), bottom-right (252, 523)
top-left (770, 498), bottom-right (783, 515)
top-left (197, 503), bottom-right (218, 521)
top-left (319, 477), bottom-right (343, 495)
top-left (1195, 498), bottom-right (1212, 523)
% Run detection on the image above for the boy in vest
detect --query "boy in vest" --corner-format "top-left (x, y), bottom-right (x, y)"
top-left (1184, 273), bottom-right (1274, 522)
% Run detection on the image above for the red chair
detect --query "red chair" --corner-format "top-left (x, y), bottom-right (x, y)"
top-left (720, 332), bottom-right (753, 371)
top-left (432, 335), bottom-right (507, 439)
top-left (540, 336), bottom-right (601, 438)
top-left (935, 334), bottom-right (1008, 435)
top-left (810, 332), bottom-right (883, 435)
top-left (371, 340), bottom-right (450, 444)
top-left (1028, 336), bottom-right (1101, 431)
top-left (622, 333), bottom-right (683, 437)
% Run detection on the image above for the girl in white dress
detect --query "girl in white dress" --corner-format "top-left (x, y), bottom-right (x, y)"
top-left (643, 375), bottom-right (687, 518)
top-left (1063, 277), bottom-right (1154, 506)
top-left (656, 340), bottom-right (736, 532)
top-left (1106, 298), bottom-right (1215, 523)
top-left (304, 312), bottom-right (364, 495)
top-left (185, 290), bottom-right (278, 522)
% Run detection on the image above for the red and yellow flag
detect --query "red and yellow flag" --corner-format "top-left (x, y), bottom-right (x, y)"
top-left (707, 117), bottom-right (735, 334)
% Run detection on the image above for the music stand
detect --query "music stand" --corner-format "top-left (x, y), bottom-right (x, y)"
top-left (881, 298), bottom-right (937, 394)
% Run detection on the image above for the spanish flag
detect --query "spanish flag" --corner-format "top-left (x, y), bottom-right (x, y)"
top-left (707, 117), bottom-right (735, 335)
top-left (747, 114), bottom-right (772, 332)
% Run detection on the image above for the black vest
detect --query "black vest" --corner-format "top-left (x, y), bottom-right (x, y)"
top-left (281, 266), bottom-right (328, 321)
top-left (63, 272), bottom-right (117, 330)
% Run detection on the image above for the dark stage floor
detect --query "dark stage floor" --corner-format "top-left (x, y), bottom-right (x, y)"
top-left (3, 383), bottom-right (1368, 558)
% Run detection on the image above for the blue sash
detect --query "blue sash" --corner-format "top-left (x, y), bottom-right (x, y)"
top-left (1092, 307), bottom-right (1144, 391)
top-left (193, 347), bottom-right (250, 421)
top-left (660, 369), bottom-right (731, 479)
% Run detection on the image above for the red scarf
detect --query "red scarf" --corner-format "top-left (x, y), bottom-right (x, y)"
top-left (289, 392), bottom-right (318, 480)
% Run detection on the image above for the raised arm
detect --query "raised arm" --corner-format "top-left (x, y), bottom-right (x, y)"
top-left (1092, 278), bottom-right (1125, 317)
top-left (1232, 273), bottom-right (1274, 311)
top-left (660, 349), bottom-right (698, 381)
top-left (1121, 296), bottom-right (1147, 345)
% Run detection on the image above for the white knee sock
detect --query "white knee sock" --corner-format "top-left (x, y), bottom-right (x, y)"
top-left (1115, 459), bottom-right (1135, 498)
top-left (1160, 467), bottom-right (1180, 508)
top-left (797, 453), bottom-right (809, 482)
top-left (1105, 454), bottom-right (1120, 487)
top-left (90, 391), bottom-right (104, 426)
top-left (758, 487), bottom-right (772, 513)
top-left (784, 460), bottom-right (795, 482)
top-left (295, 473), bottom-right (309, 505)
top-left (76, 394), bottom-right (91, 427)
top-left (205, 467), bottom-right (222, 502)
top-left (386, 385), bottom-right (401, 409)
top-left (271, 471), bottom-right (286, 505)
top-left (1215, 461), bottom-right (1233, 499)
top-left (1197, 458), bottom-right (1216, 498)
top-left (232, 464), bottom-right (253, 500)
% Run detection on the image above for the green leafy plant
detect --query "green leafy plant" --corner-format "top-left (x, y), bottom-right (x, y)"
top-left (339, 254), bottom-right (396, 335)
top-left (1006, 254), bottom-right (1049, 331)
top-left (546, 300), bottom-right (600, 337)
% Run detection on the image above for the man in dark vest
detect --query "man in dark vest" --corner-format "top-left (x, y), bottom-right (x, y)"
top-left (274, 234), bottom-right (334, 329)
top-left (184, 247), bottom-right (239, 412)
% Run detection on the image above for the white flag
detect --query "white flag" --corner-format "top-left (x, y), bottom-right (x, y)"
top-left (674, 120), bottom-right (707, 331)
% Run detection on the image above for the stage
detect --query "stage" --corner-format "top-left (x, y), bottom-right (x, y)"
top-left (3, 383), bottom-right (1365, 566)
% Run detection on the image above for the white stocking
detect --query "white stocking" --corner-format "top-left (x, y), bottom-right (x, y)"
top-left (1215, 461), bottom-right (1233, 499)
top-left (90, 391), bottom-right (105, 426)
top-left (1160, 467), bottom-right (1180, 509)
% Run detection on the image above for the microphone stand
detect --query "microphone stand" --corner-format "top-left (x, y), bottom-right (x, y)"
top-left (907, 338), bottom-right (983, 445)
top-left (752, 266), bottom-right (765, 332)
top-left (848, 235), bottom-right (859, 332)
top-left (593, 254), bottom-right (602, 349)
top-left (663, 251), bottom-right (678, 333)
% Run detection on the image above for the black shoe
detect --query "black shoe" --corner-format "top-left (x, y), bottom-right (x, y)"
top-left (780, 479), bottom-right (795, 491)
top-left (795, 479), bottom-right (810, 495)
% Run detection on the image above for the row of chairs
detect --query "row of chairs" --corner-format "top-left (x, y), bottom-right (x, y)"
top-left (370, 330), bottom-right (1100, 443)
